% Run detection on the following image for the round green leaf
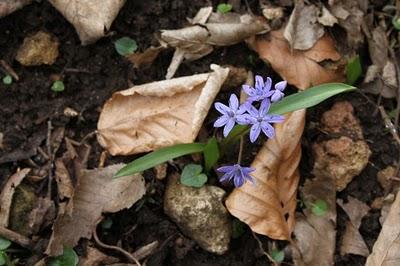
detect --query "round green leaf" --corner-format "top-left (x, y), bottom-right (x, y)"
top-left (0, 251), bottom-right (6, 266)
top-left (115, 37), bottom-right (138, 56)
top-left (311, 199), bottom-right (329, 216)
top-left (180, 164), bottom-right (208, 188)
top-left (101, 217), bottom-right (113, 229)
top-left (51, 81), bottom-right (65, 92)
top-left (271, 248), bottom-right (285, 263)
top-left (393, 16), bottom-right (400, 31)
top-left (2, 75), bottom-right (12, 85)
top-left (217, 3), bottom-right (232, 13)
top-left (0, 237), bottom-right (11, 250)
top-left (48, 247), bottom-right (78, 266)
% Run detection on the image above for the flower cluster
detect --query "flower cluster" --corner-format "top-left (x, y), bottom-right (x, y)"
top-left (214, 75), bottom-right (287, 187)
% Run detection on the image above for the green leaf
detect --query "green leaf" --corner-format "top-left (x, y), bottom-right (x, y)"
top-left (0, 237), bottom-right (11, 251)
top-left (311, 199), bottom-right (329, 216)
top-left (346, 55), bottom-right (362, 85)
top-left (203, 137), bottom-right (219, 172)
top-left (51, 81), bottom-right (65, 92)
top-left (180, 164), bottom-right (207, 188)
top-left (217, 3), bottom-right (232, 13)
top-left (115, 37), bottom-right (138, 56)
top-left (393, 16), bottom-right (400, 31)
top-left (2, 75), bottom-right (12, 85)
top-left (115, 143), bottom-right (205, 177)
top-left (101, 217), bottom-right (113, 229)
top-left (0, 251), bottom-right (5, 266)
top-left (269, 83), bottom-right (356, 115)
top-left (48, 247), bottom-right (78, 266)
top-left (271, 248), bottom-right (285, 263)
top-left (231, 219), bottom-right (246, 239)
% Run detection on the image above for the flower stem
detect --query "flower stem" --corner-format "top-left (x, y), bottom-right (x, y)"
top-left (237, 136), bottom-right (244, 164)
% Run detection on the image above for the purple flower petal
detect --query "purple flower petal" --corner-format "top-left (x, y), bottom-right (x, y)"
top-left (259, 99), bottom-right (271, 115)
top-left (267, 114), bottom-right (285, 123)
top-left (271, 91), bottom-right (284, 102)
top-left (250, 123), bottom-right (261, 143)
top-left (234, 173), bottom-right (245, 187)
top-left (229, 94), bottom-right (239, 110)
top-left (255, 75), bottom-right (264, 90)
top-left (242, 84), bottom-right (255, 96)
top-left (261, 122), bottom-right (275, 138)
top-left (236, 114), bottom-right (252, 125)
top-left (213, 115), bottom-right (229, 127)
top-left (215, 102), bottom-right (230, 115)
top-left (275, 80), bottom-right (287, 92)
top-left (217, 166), bottom-right (235, 173)
top-left (245, 103), bottom-right (259, 117)
top-left (264, 77), bottom-right (272, 91)
top-left (223, 118), bottom-right (235, 137)
top-left (237, 104), bottom-right (247, 115)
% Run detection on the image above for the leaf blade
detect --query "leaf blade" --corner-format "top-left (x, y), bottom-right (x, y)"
top-left (203, 137), bottom-right (220, 172)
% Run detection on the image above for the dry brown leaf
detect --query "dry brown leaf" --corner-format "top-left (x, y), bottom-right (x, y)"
top-left (0, 168), bottom-right (30, 227)
top-left (366, 189), bottom-right (400, 266)
top-left (126, 46), bottom-right (164, 69)
top-left (79, 246), bottom-right (119, 266)
top-left (26, 197), bottom-right (55, 235)
top-left (45, 164), bottom-right (145, 256)
top-left (160, 8), bottom-right (269, 78)
top-left (337, 196), bottom-right (370, 229)
top-left (317, 6), bottom-right (338, 26)
top-left (251, 30), bottom-right (345, 90)
top-left (226, 110), bottom-right (305, 240)
top-left (0, 0), bottom-right (31, 18)
top-left (55, 159), bottom-right (74, 200)
top-left (284, 3), bottom-right (325, 50)
top-left (292, 175), bottom-right (336, 266)
top-left (340, 221), bottom-right (369, 257)
top-left (97, 64), bottom-right (229, 156)
top-left (48, 0), bottom-right (126, 45)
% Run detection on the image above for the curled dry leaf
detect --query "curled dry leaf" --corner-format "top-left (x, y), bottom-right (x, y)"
top-left (0, 0), bottom-right (31, 18)
top-left (292, 175), bottom-right (336, 266)
top-left (45, 164), bottom-right (145, 256)
top-left (284, 3), bottom-right (325, 50)
top-left (48, 0), bottom-right (126, 45)
top-left (366, 189), bottom-right (400, 266)
top-left (97, 64), bottom-right (229, 156)
top-left (251, 30), bottom-right (345, 90)
top-left (160, 7), bottom-right (269, 78)
top-left (126, 46), bottom-right (164, 69)
top-left (0, 168), bottom-right (30, 227)
top-left (337, 197), bottom-right (370, 257)
top-left (226, 110), bottom-right (305, 240)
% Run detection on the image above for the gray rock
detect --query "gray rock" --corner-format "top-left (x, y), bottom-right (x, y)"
top-left (164, 174), bottom-right (231, 254)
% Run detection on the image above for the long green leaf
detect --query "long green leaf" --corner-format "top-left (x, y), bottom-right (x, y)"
top-left (203, 137), bottom-right (220, 172)
top-left (114, 143), bottom-right (205, 177)
top-left (269, 83), bottom-right (356, 115)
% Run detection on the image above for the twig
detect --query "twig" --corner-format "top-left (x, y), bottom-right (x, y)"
top-left (378, 106), bottom-right (400, 146)
top-left (93, 227), bottom-right (141, 266)
top-left (237, 136), bottom-right (244, 164)
top-left (46, 120), bottom-right (53, 199)
top-left (0, 60), bottom-right (19, 81)
top-left (0, 227), bottom-right (32, 249)
top-left (388, 45), bottom-right (400, 128)
top-left (251, 231), bottom-right (277, 265)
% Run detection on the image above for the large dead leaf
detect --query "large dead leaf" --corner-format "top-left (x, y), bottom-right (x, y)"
top-left (160, 7), bottom-right (269, 78)
top-left (366, 189), bottom-right (400, 266)
top-left (292, 175), bottom-right (337, 266)
top-left (0, 168), bottom-right (30, 227)
top-left (250, 30), bottom-right (345, 90)
top-left (284, 3), bottom-right (325, 50)
top-left (45, 164), bottom-right (145, 256)
top-left (0, 0), bottom-right (31, 18)
top-left (48, 0), bottom-right (126, 45)
top-left (97, 64), bottom-right (229, 156)
top-left (225, 110), bottom-right (305, 240)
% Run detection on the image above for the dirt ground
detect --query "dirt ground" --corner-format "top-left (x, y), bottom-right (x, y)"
top-left (0, 0), bottom-right (398, 265)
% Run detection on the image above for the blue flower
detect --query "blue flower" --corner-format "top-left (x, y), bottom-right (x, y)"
top-left (214, 94), bottom-right (248, 137)
top-left (242, 75), bottom-right (272, 103)
top-left (217, 164), bottom-right (255, 187)
top-left (245, 99), bottom-right (285, 143)
top-left (268, 80), bottom-right (287, 102)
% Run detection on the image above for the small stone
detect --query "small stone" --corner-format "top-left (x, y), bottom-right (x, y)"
top-left (16, 31), bottom-right (59, 66)
top-left (63, 107), bottom-right (79, 118)
top-left (313, 136), bottom-right (371, 191)
top-left (164, 174), bottom-right (231, 254)
top-left (154, 163), bottom-right (167, 180)
top-left (377, 166), bottom-right (396, 194)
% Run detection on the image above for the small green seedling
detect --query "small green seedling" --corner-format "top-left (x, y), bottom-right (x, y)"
top-left (231, 219), bottom-right (246, 239)
top-left (0, 237), bottom-right (11, 266)
top-left (48, 247), bottom-right (78, 266)
top-left (392, 16), bottom-right (400, 31)
top-left (51, 80), bottom-right (65, 92)
top-left (203, 137), bottom-right (219, 172)
top-left (180, 164), bottom-right (208, 188)
top-left (115, 37), bottom-right (138, 56)
top-left (310, 199), bottom-right (329, 216)
top-left (217, 3), bottom-right (232, 13)
top-left (101, 217), bottom-right (113, 229)
top-left (270, 248), bottom-right (285, 263)
top-left (346, 55), bottom-right (362, 85)
top-left (2, 75), bottom-right (12, 85)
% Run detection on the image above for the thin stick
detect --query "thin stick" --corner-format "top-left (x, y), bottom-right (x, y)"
top-left (388, 45), bottom-right (400, 128)
top-left (0, 227), bottom-right (32, 249)
top-left (237, 136), bottom-right (244, 164)
top-left (0, 60), bottom-right (19, 81)
top-left (378, 106), bottom-right (400, 146)
top-left (251, 231), bottom-right (276, 265)
top-left (93, 228), bottom-right (141, 266)
top-left (46, 120), bottom-right (53, 199)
